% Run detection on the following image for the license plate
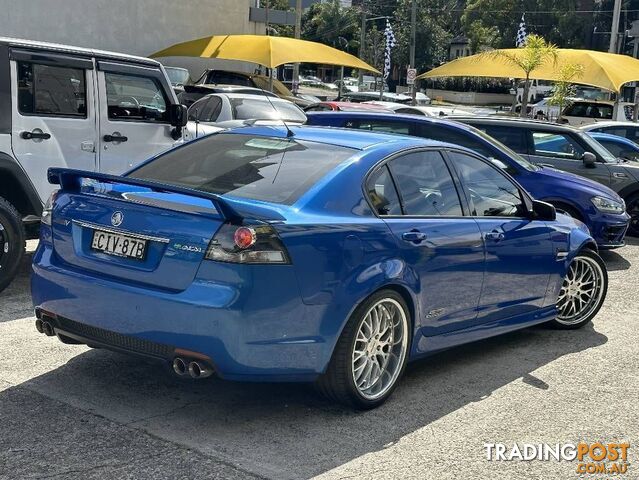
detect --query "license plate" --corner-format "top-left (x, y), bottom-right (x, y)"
top-left (91, 229), bottom-right (147, 260)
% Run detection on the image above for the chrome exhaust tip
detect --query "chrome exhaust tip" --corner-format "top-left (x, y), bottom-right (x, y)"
top-left (35, 319), bottom-right (44, 334)
top-left (42, 321), bottom-right (55, 337)
top-left (172, 357), bottom-right (187, 376)
top-left (188, 361), bottom-right (213, 379)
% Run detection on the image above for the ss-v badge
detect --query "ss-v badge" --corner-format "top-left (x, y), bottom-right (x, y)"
top-left (426, 308), bottom-right (445, 319)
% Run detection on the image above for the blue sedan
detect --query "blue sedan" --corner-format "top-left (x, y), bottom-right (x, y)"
top-left (306, 112), bottom-right (630, 249)
top-left (31, 126), bottom-right (608, 408)
top-left (587, 132), bottom-right (639, 162)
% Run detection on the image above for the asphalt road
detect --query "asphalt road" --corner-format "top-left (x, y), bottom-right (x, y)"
top-left (0, 240), bottom-right (636, 480)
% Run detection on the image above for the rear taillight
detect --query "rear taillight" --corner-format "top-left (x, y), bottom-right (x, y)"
top-left (41, 190), bottom-right (59, 226)
top-left (205, 222), bottom-right (290, 264)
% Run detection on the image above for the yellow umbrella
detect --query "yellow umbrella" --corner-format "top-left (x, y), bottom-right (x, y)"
top-left (417, 49), bottom-right (639, 92)
top-left (151, 34), bottom-right (380, 73)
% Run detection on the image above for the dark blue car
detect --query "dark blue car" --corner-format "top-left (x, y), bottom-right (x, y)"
top-left (306, 112), bottom-right (630, 249)
top-left (32, 126), bottom-right (607, 408)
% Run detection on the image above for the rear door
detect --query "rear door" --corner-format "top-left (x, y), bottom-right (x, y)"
top-left (446, 150), bottom-right (557, 322)
top-left (10, 50), bottom-right (97, 203)
top-left (96, 61), bottom-right (177, 175)
top-left (526, 129), bottom-right (612, 186)
top-left (368, 150), bottom-right (485, 335)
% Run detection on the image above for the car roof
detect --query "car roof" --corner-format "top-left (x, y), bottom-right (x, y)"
top-left (453, 115), bottom-right (582, 132)
top-left (224, 124), bottom-right (446, 151)
top-left (205, 92), bottom-right (293, 102)
top-left (0, 36), bottom-right (159, 67)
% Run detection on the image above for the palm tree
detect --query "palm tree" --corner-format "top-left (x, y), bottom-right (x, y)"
top-left (486, 34), bottom-right (558, 118)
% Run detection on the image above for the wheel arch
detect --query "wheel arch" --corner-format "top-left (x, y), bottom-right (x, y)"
top-left (0, 151), bottom-right (43, 217)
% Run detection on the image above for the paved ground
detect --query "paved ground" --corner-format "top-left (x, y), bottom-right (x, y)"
top-left (0, 240), bottom-right (636, 480)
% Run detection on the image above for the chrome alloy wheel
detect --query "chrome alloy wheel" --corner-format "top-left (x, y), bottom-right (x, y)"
top-left (352, 298), bottom-right (408, 400)
top-left (556, 255), bottom-right (605, 325)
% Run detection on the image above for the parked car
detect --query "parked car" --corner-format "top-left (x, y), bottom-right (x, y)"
top-left (0, 37), bottom-right (187, 293)
top-left (340, 91), bottom-right (413, 104)
top-left (32, 125), bottom-right (607, 409)
top-left (194, 69), bottom-right (313, 108)
top-left (580, 121), bottom-right (639, 143)
top-left (364, 101), bottom-right (483, 117)
top-left (177, 84), bottom-right (278, 108)
top-left (304, 101), bottom-right (392, 113)
top-left (560, 100), bottom-right (634, 126)
top-left (184, 93), bottom-right (306, 140)
top-left (164, 66), bottom-right (191, 94)
top-left (456, 117), bottom-right (639, 236)
top-left (306, 112), bottom-right (630, 248)
top-left (587, 132), bottom-right (639, 162)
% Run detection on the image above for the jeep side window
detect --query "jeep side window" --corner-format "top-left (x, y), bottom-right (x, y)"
top-left (104, 72), bottom-right (168, 122)
top-left (17, 62), bottom-right (87, 117)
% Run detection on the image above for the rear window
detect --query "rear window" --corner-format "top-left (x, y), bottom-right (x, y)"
top-left (128, 133), bottom-right (354, 204)
top-left (230, 98), bottom-right (307, 123)
top-left (564, 102), bottom-right (613, 119)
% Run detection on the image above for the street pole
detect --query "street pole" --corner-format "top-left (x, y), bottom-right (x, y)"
top-left (292, 0), bottom-right (302, 94)
top-left (409, 0), bottom-right (416, 105)
top-left (609, 0), bottom-right (622, 53)
top-left (609, 0), bottom-right (622, 119)
top-left (265, 0), bottom-right (270, 36)
top-left (358, 1), bottom-right (366, 89)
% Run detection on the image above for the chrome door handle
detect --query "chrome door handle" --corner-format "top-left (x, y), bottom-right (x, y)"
top-left (484, 230), bottom-right (505, 242)
top-left (402, 230), bottom-right (427, 244)
top-left (103, 133), bottom-right (128, 143)
top-left (613, 172), bottom-right (628, 178)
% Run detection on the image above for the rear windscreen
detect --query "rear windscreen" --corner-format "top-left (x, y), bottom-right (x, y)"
top-left (128, 133), bottom-right (355, 205)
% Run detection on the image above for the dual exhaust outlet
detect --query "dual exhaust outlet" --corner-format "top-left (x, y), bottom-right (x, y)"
top-left (172, 357), bottom-right (213, 380)
top-left (35, 318), bottom-right (55, 337)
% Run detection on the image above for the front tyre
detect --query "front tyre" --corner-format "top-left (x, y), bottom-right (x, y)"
top-left (625, 193), bottom-right (639, 237)
top-left (551, 249), bottom-right (607, 329)
top-left (316, 290), bottom-right (410, 409)
top-left (0, 197), bottom-right (25, 294)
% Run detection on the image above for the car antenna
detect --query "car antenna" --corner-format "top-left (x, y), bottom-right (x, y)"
top-left (194, 107), bottom-right (199, 138)
top-left (256, 75), bottom-right (295, 138)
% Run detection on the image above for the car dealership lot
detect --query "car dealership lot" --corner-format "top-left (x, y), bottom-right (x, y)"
top-left (0, 241), bottom-right (636, 480)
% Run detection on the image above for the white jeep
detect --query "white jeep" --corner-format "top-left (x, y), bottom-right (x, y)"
top-left (0, 38), bottom-right (187, 292)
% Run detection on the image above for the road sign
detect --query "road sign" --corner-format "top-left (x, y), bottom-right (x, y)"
top-left (407, 68), bottom-right (417, 85)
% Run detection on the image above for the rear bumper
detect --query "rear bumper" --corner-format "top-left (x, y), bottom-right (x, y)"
top-left (31, 244), bottom-right (331, 382)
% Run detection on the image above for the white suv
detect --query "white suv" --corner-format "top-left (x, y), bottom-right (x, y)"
top-left (0, 37), bottom-right (187, 292)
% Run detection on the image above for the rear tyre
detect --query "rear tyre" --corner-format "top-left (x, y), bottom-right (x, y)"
top-left (625, 193), bottom-right (639, 237)
top-left (550, 249), bottom-right (607, 330)
top-left (0, 197), bottom-right (25, 294)
top-left (316, 290), bottom-right (411, 409)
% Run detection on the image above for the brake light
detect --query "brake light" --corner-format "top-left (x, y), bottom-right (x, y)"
top-left (41, 190), bottom-right (59, 226)
top-left (205, 222), bottom-right (290, 264)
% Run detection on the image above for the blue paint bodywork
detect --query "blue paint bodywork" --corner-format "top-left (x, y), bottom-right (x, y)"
top-left (32, 126), bottom-right (596, 382)
top-left (306, 112), bottom-right (630, 248)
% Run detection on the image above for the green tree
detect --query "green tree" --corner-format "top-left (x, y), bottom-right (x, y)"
top-left (548, 63), bottom-right (585, 121)
top-left (301, 0), bottom-right (360, 51)
top-left (483, 34), bottom-right (557, 117)
top-left (466, 20), bottom-right (499, 53)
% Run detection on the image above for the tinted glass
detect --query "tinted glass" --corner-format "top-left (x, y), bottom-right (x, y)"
top-left (105, 72), bottom-right (168, 122)
top-left (209, 71), bottom-right (252, 87)
top-left (577, 132), bottom-right (617, 163)
top-left (564, 102), bottom-right (613, 119)
top-left (366, 165), bottom-right (402, 215)
top-left (597, 140), bottom-right (624, 158)
top-left (352, 120), bottom-right (411, 135)
top-left (128, 134), bottom-right (354, 205)
top-left (532, 132), bottom-right (585, 160)
top-left (17, 62), bottom-right (86, 117)
top-left (416, 123), bottom-right (492, 157)
top-left (188, 97), bottom-right (214, 122)
top-left (449, 152), bottom-right (527, 217)
top-left (389, 151), bottom-right (462, 216)
top-left (229, 98), bottom-right (306, 122)
top-left (480, 126), bottom-right (528, 153)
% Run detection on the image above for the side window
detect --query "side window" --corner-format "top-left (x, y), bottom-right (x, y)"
top-left (352, 120), bottom-right (411, 135)
top-left (599, 126), bottom-right (627, 137)
top-left (388, 151), bottom-right (463, 216)
top-left (597, 140), bottom-right (624, 158)
top-left (104, 72), bottom-right (168, 122)
top-left (17, 61), bottom-right (87, 117)
top-left (531, 131), bottom-right (585, 160)
top-left (415, 124), bottom-right (493, 158)
top-left (481, 126), bottom-right (528, 154)
top-left (449, 151), bottom-right (527, 218)
top-left (366, 165), bottom-right (402, 216)
top-left (396, 107), bottom-right (425, 116)
top-left (207, 96), bottom-right (223, 122)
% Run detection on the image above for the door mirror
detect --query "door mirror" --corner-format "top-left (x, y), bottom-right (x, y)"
top-left (169, 104), bottom-right (188, 127)
top-left (531, 200), bottom-right (556, 221)
top-left (582, 151), bottom-right (597, 167)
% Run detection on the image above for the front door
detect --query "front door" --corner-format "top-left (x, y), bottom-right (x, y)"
top-left (11, 52), bottom-right (97, 203)
top-left (96, 62), bottom-right (176, 175)
top-left (525, 130), bottom-right (612, 187)
top-left (446, 150), bottom-right (557, 323)
top-left (366, 150), bottom-right (485, 336)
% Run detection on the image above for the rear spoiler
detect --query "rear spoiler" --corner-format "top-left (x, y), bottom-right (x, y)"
top-left (47, 168), bottom-right (243, 223)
